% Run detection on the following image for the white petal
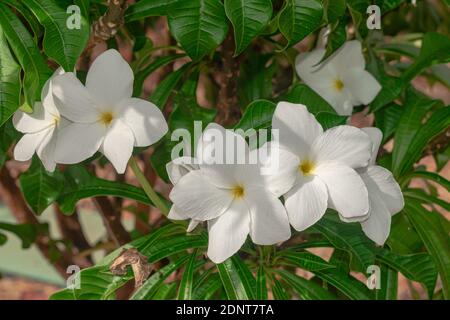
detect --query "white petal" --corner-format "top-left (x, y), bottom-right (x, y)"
top-left (254, 142), bottom-right (299, 197)
top-left (14, 129), bottom-right (50, 161)
top-left (316, 162), bottom-right (369, 219)
top-left (312, 125), bottom-right (372, 168)
top-left (169, 170), bottom-right (234, 221)
top-left (101, 120), bottom-right (134, 174)
top-left (361, 127), bottom-right (383, 165)
top-left (196, 123), bottom-right (248, 188)
top-left (118, 98), bottom-right (168, 147)
top-left (86, 49), bottom-right (133, 107)
top-left (343, 69), bottom-right (381, 105)
top-left (13, 102), bottom-right (54, 133)
top-left (245, 187), bottom-right (291, 245)
top-left (295, 48), bottom-right (335, 86)
top-left (207, 199), bottom-right (250, 263)
top-left (360, 181), bottom-right (392, 246)
top-left (365, 166), bottom-right (404, 215)
top-left (168, 205), bottom-right (187, 220)
top-left (272, 102), bottom-right (323, 157)
top-left (54, 122), bottom-right (105, 164)
top-left (330, 40), bottom-right (365, 73)
top-left (36, 128), bottom-right (57, 172)
top-left (52, 73), bottom-right (98, 123)
top-left (166, 156), bottom-right (199, 184)
top-left (284, 176), bottom-right (328, 231)
top-left (41, 67), bottom-right (65, 117)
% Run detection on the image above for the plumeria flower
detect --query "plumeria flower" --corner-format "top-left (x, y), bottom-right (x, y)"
top-left (295, 40), bottom-right (381, 115)
top-left (166, 155), bottom-right (201, 232)
top-left (51, 49), bottom-right (168, 173)
top-left (13, 68), bottom-right (68, 172)
top-left (169, 123), bottom-right (291, 263)
top-left (269, 102), bottom-right (372, 231)
top-left (356, 127), bottom-right (404, 245)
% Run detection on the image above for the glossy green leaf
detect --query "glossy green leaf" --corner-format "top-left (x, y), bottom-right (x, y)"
top-left (377, 249), bottom-right (437, 298)
top-left (280, 83), bottom-right (336, 115)
top-left (125, 0), bottom-right (177, 21)
top-left (324, 0), bottom-right (346, 23)
top-left (150, 63), bottom-right (191, 108)
top-left (19, 158), bottom-right (64, 215)
top-left (0, 2), bottom-right (52, 107)
top-left (22, 0), bottom-right (89, 71)
top-left (256, 265), bottom-right (268, 300)
top-left (375, 264), bottom-right (398, 300)
top-left (56, 165), bottom-right (153, 214)
top-left (217, 255), bottom-right (256, 300)
top-left (234, 99), bottom-right (276, 131)
top-left (0, 26), bottom-right (21, 126)
top-left (404, 171), bottom-right (450, 193)
top-left (276, 250), bottom-right (336, 271)
top-left (224, 0), bottom-right (273, 55)
top-left (168, 0), bottom-right (228, 60)
top-left (404, 200), bottom-right (450, 299)
top-left (0, 222), bottom-right (40, 249)
top-left (278, 0), bottom-right (324, 48)
top-left (192, 272), bottom-right (223, 300)
top-left (177, 249), bottom-right (199, 300)
top-left (314, 268), bottom-right (372, 300)
top-left (276, 269), bottom-right (336, 300)
top-left (374, 102), bottom-right (403, 143)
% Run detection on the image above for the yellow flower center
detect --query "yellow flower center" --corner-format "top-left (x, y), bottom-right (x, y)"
top-left (231, 185), bottom-right (245, 199)
top-left (53, 116), bottom-right (60, 126)
top-left (99, 111), bottom-right (114, 126)
top-left (298, 159), bottom-right (315, 176)
top-left (333, 79), bottom-right (344, 91)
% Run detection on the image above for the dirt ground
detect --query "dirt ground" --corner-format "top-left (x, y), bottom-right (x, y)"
top-left (0, 276), bottom-right (61, 300)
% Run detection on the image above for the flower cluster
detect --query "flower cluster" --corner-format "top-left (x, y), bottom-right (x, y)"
top-left (168, 102), bottom-right (404, 263)
top-left (13, 49), bottom-right (168, 173)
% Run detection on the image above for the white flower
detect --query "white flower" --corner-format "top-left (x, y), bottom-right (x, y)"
top-left (51, 49), bottom-right (168, 173)
top-left (357, 127), bottom-right (404, 245)
top-left (13, 68), bottom-right (68, 172)
top-left (295, 41), bottom-right (381, 115)
top-left (166, 156), bottom-right (201, 232)
top-left (169, 123), bottom-right (291, 263)
top-left (270, 102), bottom-right (372, 231)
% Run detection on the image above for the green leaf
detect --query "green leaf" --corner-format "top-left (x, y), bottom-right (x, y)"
top-left (234, 99), bottom-right (276, 131)
top-left (224, 0), bottom-right (273, 55)
top-left (56, 165), bottom-right (153, 214)
top-left (152, 282), bottom-right (177, 300)
top-left (402, 32), bottom-right (450, 82)
top-left (312, 214), bottom-right (378, 270)
top-left (150, 63), bottom-right (190, 108)
top-left (404, 189), bottom-right (450, 212)
top-left (323, 0), bottom-right (346, 23)
top-left (275, 269), bottom-right (336, 300)
top-left (0, 222), bottom-right (40, 249)
top-left (19, 158), bottom-right (64, 215)
top-left (131, 256), bottom-right (190, 300)
top-left (397, 106), bottom-right (450, 177)
top-left (278, 0), bottom-right (324, 48)
top-left (238, 52), bottom-right (276, 107)
top-left (133, 53), bottom-right (185, 97)
top-left (377, 249), bottom-right (438, 298)
top-left (276, 250), bottom-right (336, 271)
top-left (168, 0), bottom-right (228, 61)
top-left (280, 83), bottom-right (336, 114)
top-left (0, 2), bottom-right (52, 107)
top-left (217, 255), bottom-right (256, 300)
top-left (0, 26), bottom-right (21, 126)
top-left (0, 232), bottom-right (7, 246)
top-left (22, 0), bottom-right (89, 71)
top-left (374, 102), bottom-right (403, 143)
top-left (3, 0), bottom-right (42, 40)
top-left (375, 264), bottom-right (398, 300)
top-left (146, 233), bottom-right (207, 262)
top-left (315, 112), bottom-right (347, 130)
top-left (177, 249), bottom-right (199, 300)
top-left (314, 268), bottom-right (372, 300)
top-left (374, 0), bottom-right (407, 14)
top-left (125, 0), bottom-right (177, 21)
top-left (346, 0), bottom-right (370, 38)
top-left (404, 200), bottom-right (450, 299)
top-left (404, 171), bottom-right (450, 193)
top-left (391, 90), bottom-right (440, 177)
top-left (256, 265), bottom-right (268, 300)
top-left (192, 272), bottom-right (223, 299)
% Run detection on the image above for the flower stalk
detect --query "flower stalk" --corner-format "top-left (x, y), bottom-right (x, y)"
top-left (129, 157), bottom-right (170, 216)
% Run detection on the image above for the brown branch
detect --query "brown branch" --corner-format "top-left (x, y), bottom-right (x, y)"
top-left (93, 196), bottom-right (131, 246)
top-left (54, 205), bottom-right (93, 268)
top-left (215, 32), bottom-right (241, 126)
top-left (0, 167), bottom-right (71, 278)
